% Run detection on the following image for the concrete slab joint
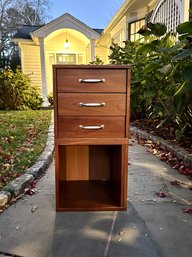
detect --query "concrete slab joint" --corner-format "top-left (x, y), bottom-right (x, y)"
top-left (0, 118), bottom-right (54, 210)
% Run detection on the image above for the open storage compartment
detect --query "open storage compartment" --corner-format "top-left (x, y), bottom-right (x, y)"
top-left (56, 145), bottom-right (127, 211)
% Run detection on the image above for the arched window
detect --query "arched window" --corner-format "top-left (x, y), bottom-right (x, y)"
top-left (150, 0), bottom-right (184, 31)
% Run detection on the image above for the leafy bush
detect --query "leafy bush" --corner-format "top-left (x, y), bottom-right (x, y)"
top-left (47, 92), bottom-right (53, 106)
top-left (90, 56), bottom-right (104, 65)
top-left (0, 67), bottom-right (43, 110)
top-left (109, 22), bottom-right (192, 139)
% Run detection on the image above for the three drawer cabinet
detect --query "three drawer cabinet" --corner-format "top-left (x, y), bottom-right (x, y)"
top-left (53, 65), bottom-right (131, 211)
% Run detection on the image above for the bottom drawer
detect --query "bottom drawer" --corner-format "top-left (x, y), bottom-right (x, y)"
top-left (58, 116), bottom-right (125, 138)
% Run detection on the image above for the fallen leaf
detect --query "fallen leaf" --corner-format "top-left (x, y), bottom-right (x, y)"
top-left (118, 229), bottom-right (125, 236)
top-left (172, 164), bottom-right (180, 170)
top-left (183, 208), bottom-right (192, 215)
top-left (0, 147), bottom-right (5, 154)
top-left (10, 195), bottom-right (23, 204)
top-left (2, 153), bottom-right (12, 161)
top-left (170, 180), bottom-right (181, 186)
top-left (24, 188), bottom-right (36, 196)
top-left (29, 181), bottom-right (37, 188)
top-left (31, 206), bottom-right (38, 212)
top-left (155, 192), bottom-right (167, 198)
top-left (153, 149), bottom-right (158, 155)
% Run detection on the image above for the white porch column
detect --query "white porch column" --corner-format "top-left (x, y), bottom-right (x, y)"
top-left (39, 37), bottom-right (49, 106)
top-left (183, 0), bottom-right (190, 22)
top-left (90, 39), bottom-right (95, 62)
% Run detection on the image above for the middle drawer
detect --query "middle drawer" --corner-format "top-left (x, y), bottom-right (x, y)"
top-left (57, 93), bottom-right (126, 116)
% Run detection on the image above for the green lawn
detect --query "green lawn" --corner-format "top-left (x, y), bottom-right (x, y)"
top-left (0, 110), bottom-right (52, 190)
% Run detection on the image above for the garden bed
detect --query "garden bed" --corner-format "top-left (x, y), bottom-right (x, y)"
top-left (131, 119), bottom-right (192, 154)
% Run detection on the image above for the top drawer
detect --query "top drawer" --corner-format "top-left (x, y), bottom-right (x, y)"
top-left (56, 68), bottom-right (127, 93)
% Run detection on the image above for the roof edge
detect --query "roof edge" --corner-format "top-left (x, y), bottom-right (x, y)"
top-left (103, 0), bottom-right (135, 33)
top-left (32, 12), bottom-right (101, 38)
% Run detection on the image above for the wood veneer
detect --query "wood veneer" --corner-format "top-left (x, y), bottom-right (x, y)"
top-left (54, 65), bottom-right (130, 211)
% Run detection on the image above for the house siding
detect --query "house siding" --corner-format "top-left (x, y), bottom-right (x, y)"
top-left (111, 16), bottom-right (126, 42)
top-left (45, 32), bottom-right (89, 92)
top-left (95, 46), bottom-right (109, 64)
top-left (20, 43), bottom-right (42, 93)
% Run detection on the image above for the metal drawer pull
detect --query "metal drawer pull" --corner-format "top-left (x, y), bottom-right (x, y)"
top-left (79, 102), bottom-right (105, 107)
top-left (78, 79), bottom-right (105, 83)
top-left (79, 125), bottom-right (105, 130)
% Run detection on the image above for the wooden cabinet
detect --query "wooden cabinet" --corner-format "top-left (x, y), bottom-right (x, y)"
top-left (53, 65), bottom-right (131, 211)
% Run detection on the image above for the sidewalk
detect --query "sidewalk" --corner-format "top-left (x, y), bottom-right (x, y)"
top-left (0, 138), bottom-right (191, 257)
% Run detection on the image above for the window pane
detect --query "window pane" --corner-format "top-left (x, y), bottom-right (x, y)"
top-left (56, 54), bottom-right (76, 64)
top-left (129, 18), bottom-right (145, 41)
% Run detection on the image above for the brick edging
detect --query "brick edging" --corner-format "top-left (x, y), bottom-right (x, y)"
top-left (130, 126), bottom-right (192, 169)
top-left (0, 115), bottom-right (54, 209)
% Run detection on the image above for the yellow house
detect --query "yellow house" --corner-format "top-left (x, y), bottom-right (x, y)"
top-left (13, 0), bottom-right (191, 105)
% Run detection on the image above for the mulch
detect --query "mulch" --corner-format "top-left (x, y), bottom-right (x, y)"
top-left (131, 119), bottom-right (192, 154)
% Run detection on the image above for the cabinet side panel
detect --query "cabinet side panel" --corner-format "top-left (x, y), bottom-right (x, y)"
top-left (121, 144), bottom-right (128, 208)
top-left (53, 66), bottom-right (58, 140)
top-left (111, 145), bottom-right (122, 205)
top-left (58, 146), bottom-right (66, 181)
top-left (125, 67), bottom-right (131, 138)
top-left (55, 146), bottom-right (60, 209)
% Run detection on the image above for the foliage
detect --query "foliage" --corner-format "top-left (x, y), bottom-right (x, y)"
top-left (90, 56), bottom-right (104, 65)
top-left (0, 110), bottom-right (52, 189)
top-left (109, 22), bottom-right (192, 140)
top-left (47, 92), bottom-right (53, 106)
top-left (0, 0), bottom-right (50, 68)
top-left (0, 67), bottom-right (43, 110)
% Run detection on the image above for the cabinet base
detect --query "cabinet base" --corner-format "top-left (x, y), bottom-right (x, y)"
top-left (56, 180), bottom-right (127, 211)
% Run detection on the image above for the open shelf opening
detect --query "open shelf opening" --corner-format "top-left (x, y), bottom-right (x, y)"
top-left (57, 145), bottom-right (123, 210)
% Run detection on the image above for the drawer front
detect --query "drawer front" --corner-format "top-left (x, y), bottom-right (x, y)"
top-left (58, 116), bottom-right (125, 138)
top-left (56, 68), bottom-right (126, 93)
top-left (58, 93), bottom-right (126, 116)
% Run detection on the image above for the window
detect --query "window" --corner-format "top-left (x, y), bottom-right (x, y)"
top-left (113, 30), bottom-right (125, 47)
top-left (151, 0), bottom-right (182, 32)
top-left (56, 54), bottom-right (76, 64)
top-left (128, 19), bottom-right (145, 41)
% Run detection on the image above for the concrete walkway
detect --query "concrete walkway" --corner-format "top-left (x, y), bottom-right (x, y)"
top-left (0, 138), bottom-right (192, 257)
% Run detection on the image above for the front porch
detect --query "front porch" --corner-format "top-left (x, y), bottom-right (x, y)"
top-left (14, 13), bottom-right (103, 106)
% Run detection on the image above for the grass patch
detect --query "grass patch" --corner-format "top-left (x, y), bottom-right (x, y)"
top-left (0, 110), bottom-right (52, 190)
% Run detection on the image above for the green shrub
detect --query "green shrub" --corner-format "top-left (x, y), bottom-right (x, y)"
top-left (47, 92), bottom-right (53, 106)
top-left (109, 22), bottom-right (192, 139)
top-left (0, 67), bottom-right (43, 110)
top-left (90, 56), bottom-right (104, 65)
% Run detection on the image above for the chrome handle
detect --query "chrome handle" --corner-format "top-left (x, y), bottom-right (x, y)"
top-left (79, 102), bottom-right (105, 107)
top-left (79, 125), bottom-right (105, 130)
top-left (78, 79), bottom-right (105, 83)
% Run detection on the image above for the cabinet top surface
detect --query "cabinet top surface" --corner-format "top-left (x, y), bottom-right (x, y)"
top-left (53, 64), bottom-right (131, 70)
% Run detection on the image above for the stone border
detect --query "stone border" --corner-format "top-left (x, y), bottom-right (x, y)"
top-left (130, 125), bottom-right (192, 169)
top-left (0, 115), bottom-right (54, 209)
